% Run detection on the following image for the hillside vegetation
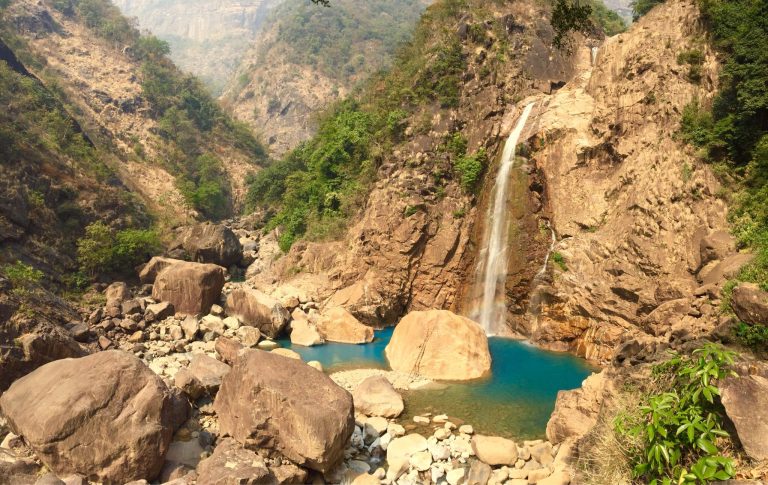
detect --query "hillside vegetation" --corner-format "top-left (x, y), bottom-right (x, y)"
top-left (2, 0), bottom-right (267, 221)
top-left (677, 0), bottom-right (767, 297)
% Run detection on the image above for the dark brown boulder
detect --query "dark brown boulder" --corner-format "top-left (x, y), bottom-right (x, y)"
top-left (172, 223), bottom-right (242, 267)
top-left (225, 288), bottom-right (289, 339)
top-left (152, 262), bottom-right (225, 316)
top-left (731, 283), bottom-right (768, 326)
top-left (0, 351), bottom-right (179, 483)
top-left (214, 350), bottom-right (354, 473)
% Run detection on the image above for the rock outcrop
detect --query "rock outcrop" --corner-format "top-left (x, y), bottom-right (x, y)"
top-left (139, 257), bottom-right (184, 284)
top-left (171, 222), bottom-right (243, 267)
top-left (720, 374), bottom-right (768, 461)
top-left (152, 262), bottom-right (226, 315)
top-left (546, 371), bottom-right (610, 444)
top-left (317, 306), bottom-right (374, 344)
top-left (352, 375), bottom-right (405, 418)
top-left (225, 288), bottom-right (290, 338)
top-left (0, 351), bottom-right (180, 483)
top-left (731, 283), bottom-right (768, 326)
top-left (214, 349), bottom-right (355, 473)
top-left (385, 310), bottom-right (491, 380)
top-left (525, 0), bottom-right (731, 362)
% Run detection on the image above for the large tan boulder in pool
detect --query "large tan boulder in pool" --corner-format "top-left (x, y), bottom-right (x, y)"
top-left (316, 306), bottom-right (374, 344)
top-left (152, 261), bottom-right (226, 315)
top-left (0, 351), bottom-right (180, 483)
top-left (214, 349), bottom-right (354, 473)
top-left (385, 310), bottom-right (491, 380)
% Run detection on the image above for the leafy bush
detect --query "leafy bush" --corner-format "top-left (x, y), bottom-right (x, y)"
top-left (77, 222), bottom-right (160, 275)
top-left (616, 344), bottom-right (737, 485)
top-left (454, 148), bottom-right (487, 192)
top-left (735, 322), bottom-right (768, 350)
top-left (632, 0), bottom-right (665, 19)
top-left (1, 261), bottom-right (44, 290)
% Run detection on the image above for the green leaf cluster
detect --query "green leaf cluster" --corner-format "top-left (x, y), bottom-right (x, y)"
top-left (1, 261), bottom-right (44, 290)
top-left (677, 0), bottom-right (768, 294)
top-left (617, 344), bottom-right (737, 484)
top-left (77, 222), bottom-right (160, 276)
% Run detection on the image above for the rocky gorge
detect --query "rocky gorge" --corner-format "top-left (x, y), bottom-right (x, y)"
top-left (1, 0), bottom-right (768, 483)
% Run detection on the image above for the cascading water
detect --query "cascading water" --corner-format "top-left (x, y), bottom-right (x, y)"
top-left (591, 46), bottom-right (599, 66)
top-left (535, 219), bottom-right (557, 280)
top-left (471, 102), bottom-right (535, 336)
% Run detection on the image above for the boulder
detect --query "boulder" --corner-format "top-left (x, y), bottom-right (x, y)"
top-left (225, 288), bottom-right (290, 339)
top-left (290, 318), bottom-right (324, 347)
top-left (471, 435), bottom-right (518, 466)
top-left (731, 283), bottom-right (768, 326)
top-left (316, 306), bottom-right (374, 344)
top-left (152, 262), bottom-right (225, 316)
top-left (214, 349), bottom-right (354, 472)
top-left (0, 351), bottom-right (178, 483)
top-left (105, 282), bottom-right (129, 310)
top-left (384, 310), bottom-right (491, 380)
top-left (215, 337), bottom-right (244, 365)
top-left (387, 434), bottom-right (428, 463)
top-left (235, 326), bottom-right (261, 347)
top-left (181, 354), bottom-right (231, 393)
top-left (172, 223), bottom-right (242, 267)
top-left (195, 438), bottom-right (271, 484)
top-left (720, 374), bottom-right (768, 460)
top-left (145, 301), bottom-right (175, 323)
top-left (547, 371), bottom-right (608, 444)
top-left (700, 253), bottom-right (755, 286)
top-left (467, 460), bottom-right (492, 485)
top-left (352, 375), bottom-right (404, 418)
top-left (700, 230), bottom-right (736, 268)
top-left (139, 257), bottom-right (184, 284)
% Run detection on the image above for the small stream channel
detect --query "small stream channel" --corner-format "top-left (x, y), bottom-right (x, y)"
top-left (279, 328), bottom-right (596, 440)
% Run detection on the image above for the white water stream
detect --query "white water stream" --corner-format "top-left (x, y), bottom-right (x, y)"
top-left (535, 219), bottom-right (557, 280)
top-left (471, 102), bottom-right (535, 335)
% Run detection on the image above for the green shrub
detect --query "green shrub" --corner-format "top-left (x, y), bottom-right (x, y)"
top-left (2, 261), bottom-right (44, 290)
top-left (735, 323), bottom-right (768, 350)
top-left (454, 148), bottom-right (487, 193)
top-left (552, 251), bottom-right (568, 271)
top-left (616, 344), bottom-right (737, 485)
top-left (632, 0), bottom-right (665, 20)
top-left (77, 222), bottom-right (160, 275)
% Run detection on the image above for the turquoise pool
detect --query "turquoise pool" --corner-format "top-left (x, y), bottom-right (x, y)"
top-left (279, 327), bottom-right (596, 439)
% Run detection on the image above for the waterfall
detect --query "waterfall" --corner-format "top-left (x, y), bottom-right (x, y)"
top-left (471, 102), bottom-right (535, 336)
top-left (535, 219), bottom-right (557, 280)
top-left (591, 46), bottom-right (599, 66)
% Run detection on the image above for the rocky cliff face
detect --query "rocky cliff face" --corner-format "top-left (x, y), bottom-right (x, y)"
top-left (251, 0), bottom-right (580, 327)
top-left (522, 0), bottom-right (730, 362)
top-left (112, 0), bottom-right (281, 95)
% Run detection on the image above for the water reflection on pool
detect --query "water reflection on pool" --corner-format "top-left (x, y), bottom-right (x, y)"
top-left (279, 327), bottom-right (597, 439)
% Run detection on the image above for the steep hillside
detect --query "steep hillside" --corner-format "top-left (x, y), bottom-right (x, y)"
top-left (1, 0), bottom-right (266, 223)
top-left (221, 0), bottom-right (429, 156)
top-left (112, 0), bottom-right (281, 95)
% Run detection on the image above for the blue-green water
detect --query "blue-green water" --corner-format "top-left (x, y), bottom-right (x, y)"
top-left (279, 328), bottom-right (596, 439)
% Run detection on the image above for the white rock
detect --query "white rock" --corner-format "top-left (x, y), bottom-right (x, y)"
top-left (307, 360), bottom-right (323, 372)
top-left (387, 423), bottom-right (406, 437)
top-left (409, 450), bottom-right (432, 471)
top-left (429, 442), bottom-right (451, 461)
top-left (446, 467), bottom-right (466, 485)
top-left (459, 425), bottom-right (473, 434)
top-left (222, 316), bottom-right (240, 330)
top-left (235, 326), bottom-right (260, 347)
top-left (379, 433), bottom-right (392, 451)
top-left (434, 428), bottom-right (451, 440)
top-left (431, 465), bottom-right (445, 483)
top-left (387, 434), bottom-right (428, 463)
top-left (366, 416), bottom-right (389, 435)
top-left (413, 416), bottom-right (430, 424)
